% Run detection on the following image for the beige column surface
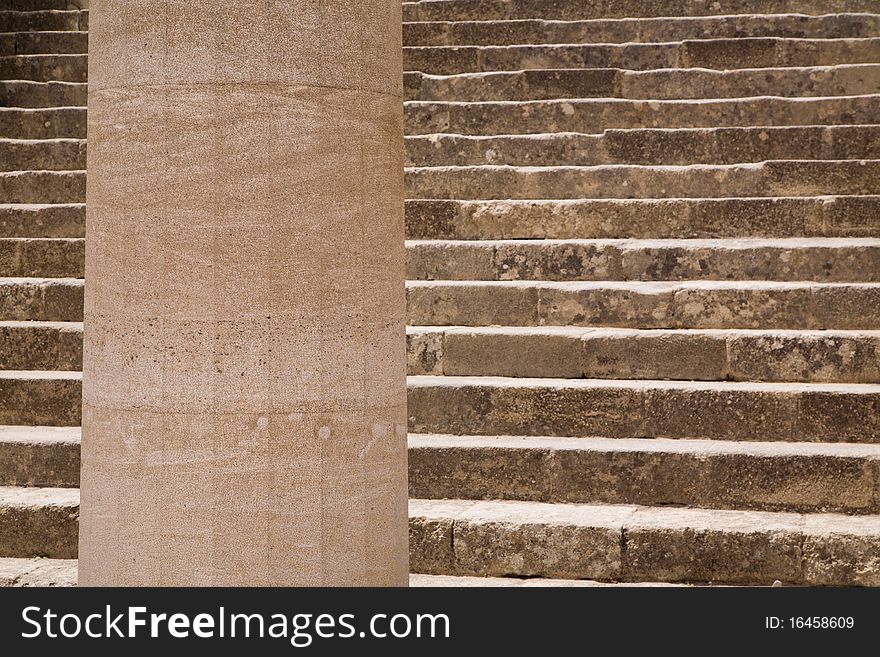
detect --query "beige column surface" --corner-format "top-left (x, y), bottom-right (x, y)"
top-left (79, 1), bottom-right (408, 586)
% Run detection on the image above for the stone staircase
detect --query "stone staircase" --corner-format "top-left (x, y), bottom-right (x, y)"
top-left (2, 0), bottom-right (880, 586)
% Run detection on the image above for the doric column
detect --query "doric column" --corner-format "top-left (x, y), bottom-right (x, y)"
top-left (79, 1), bottom-right (407, 586)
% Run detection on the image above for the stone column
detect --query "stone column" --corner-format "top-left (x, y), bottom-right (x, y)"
top-left (79, 1), bottom-right (407, 586)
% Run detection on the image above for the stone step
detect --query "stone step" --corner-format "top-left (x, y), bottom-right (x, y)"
top-left (0, 370), bottom-right (80, 426)
top-left (0, 277), bottom-right (83, 320)
top-left (0, 557), bottom-right (76, 586)
top-left (405, 94), bottom-right (880, 135)
top-left (403, 14), bottom-right (880, 46)
top-left (406, 280), bottom-right (880, 330)
top-left (406, 237), bottom-right (880, 282)
top-left (0, 320), bottom-right (81, 370)
top-left (409, 574), bottom-right (687, 586)
top-left (409, 434), bottom-right (880, 514)
top-left (407, 326), bottom-right (880, 383)
top-left (0, 80), bottom-right (85, 107)
top-left (409, 498), bottom-right (880, 585)
top-left (406, 160), bottom-right (880, 200)
top-left (0, 426), bottom-right (79, 487)
top-left (0, 138), bottom-right (85, 171)
top-left (405, 125), bottom-right (880, 167)
top-left (0, 53), bottom-right (86, 82)
top-left (405, 64), bottom-right (880, 102)
top-left (0, 485), bottom-right (77, 558)
top-left (408, 375), bottom-right (880, 442)
top-left (0, 31), bottom-right (87, 55)
top-left (404, 197), bottom-right (880, 240)
top-left (3, 1), bottom-right (85, 10)
top-left (0, 170), bottom-right (84, 203)
top-left (405, 38), bottom-right (880, 75)
top-left (402, 0), bottom-right (880, 22)
top-left (0, 108), bottom-right (86, 139)
top-left (0, 203), bottom-right (84, 238)
top-left (0, 237), bottom-right (83, 277)
top-left (0, 11), bottom-right (85, 33)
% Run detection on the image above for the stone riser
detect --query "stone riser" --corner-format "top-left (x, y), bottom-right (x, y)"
top-left (406, 161), bottom-right (880, 200)
top-left (0, 171), bottom-right (84, 203)
top-left (0, 109), bottom-right (86, 139)
top-left (0, 372), bottom-right (80, 426)
top-left (0, 204), bottom-right (84, 239)
top-left (407, 280), bottom-right (880, 330)
top-left (0, 237), bottom-right (83, 277)
top-left (0, 54), bottom-right (86, 82)
top-left (0, 80), bottom-right (85, 108)
top-left (406, 238), bottom-right (880, 282)
top-left (0, 427), bottom-right (79, 487)
top-left (0, 139), bottom-right (85, 171)
top-left (404, 38), bottom-right (880, 75)
top-left (405, 126), bottom-right (880, 167)
top-left (0, 321), bottom-right (81, 370)
top-left (0, 10), bottom-right (87, 33)
top-left (402, 0), bottom-right (880, 22)
top-left (406, 95), bottom-right (880, 136)
top-left (0, 31), bottom-right (87, 56)
top-left (0, 277), bottom-right (82, 321)
top-left (410, 498), bottom-right (880, 585)
top-left (409, 435), bottom-right (880, 515)
top-left (408, 375), bottom-right (880, 442)
top-left (407, 327), bottom-right (880, 384)
top-left (404, 197), bottom-right (880, 240)
top-left (403, 14), bottom-right (880, 46)
top-left (405, 64), bottom-right (880, 102)
top-left (0, 486), bottom-right (77, 559)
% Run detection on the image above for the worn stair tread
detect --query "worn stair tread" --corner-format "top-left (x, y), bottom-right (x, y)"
top-left (0, 557), bottom-right (76, 587)
top-left (405, 94), bottom-right (880, 134)
top-left (403, 14), bottom-right (880, 46)
top-left (0, 484), bottom-right (78, 507)
top-left (409, 573), bottom-right (688, 586)
top-left (0, 369), bottom-right (81, 381)
top-left (0, 425), bottom-right (79, 445)
top-left (404, 38), bottom-right (880, 75)
top-left (405, 63), bottom-right (880, 102)
top-left (405, 125), bottom-right (880, 166)
top-left (402, 0), bottom-right (880, 22)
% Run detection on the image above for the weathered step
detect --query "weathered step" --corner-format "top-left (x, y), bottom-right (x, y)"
top-left (407, 376), bottom-right (880, 442)
top-left (406, 161), bottom-right (880, 200)
top-left (0, 138), bottom-right (85, 171)
top-left (409, 498), bottom-right (880, 585)
top-left (403, 0), bottom-right (880, 22)
top-left (0, 557), bottom-right (76, 587)
top-left (0, 426), bottom-right (79, 487)
top-left (0, 237), bottom-right (83, 277)
top-left (406, 326), bottom-right (880, 384)
top-left (409, 434), bottom-right (880, 514)
top-left (0, 170), bottom-right (84, 203)
top-left (405, 94), bottom-right (880, 135)
top-left (0, 277), bottom-right (83, 321)
top-left (0, 54), bottom-right (86, 82)
top-left (0, 204), bottom-right (84, 238)
top-left (2, 1), bottom-right (85, 10)
top-left (404, 14), bottom-right (880, 47)
top-left (405, 38), bottom-right (880, 75)
top-left (405, 197), bottom-right (880, 240)
top-left (0, 321), bottom-right (81, 370)
top-left (0, 485), bottom-right (78, 558)
top-left (405, 126), bottom-right (880, 167)
top-left (406, 238), bottom-right (880, 282)
top-left (410, 574), bottom-right (685, 586)
top-left (0, 81), bottom-right (85, 107)
top-left (406, 280), bottom-right (880, 330)
top-left (0, 11), bottom-right (84, 33)
top-left (405, 64), bottom-right (880, 102)
top-left (0, 371), bottom-right (80, 426)
top-left (0, 31), bottom-right (87, 56)
top-left (0, 108), bottom-right (86, 139)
